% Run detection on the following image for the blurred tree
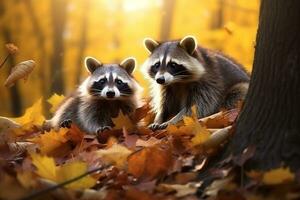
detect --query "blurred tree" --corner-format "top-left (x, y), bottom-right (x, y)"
top-left (0, 0), bottom-right (22, 116)
top-left (23, 0), bottom-right (47, 95)
top-left (75, 0), bottom-right (89, 84)
top-left (231, 0), bottom-right (300, 170)
top-left (211, 0), bottom-right (224, 29)
top-left (50, 0), bottom-right (67, 94)
top-left (160, 0), bottom-right (176, 40)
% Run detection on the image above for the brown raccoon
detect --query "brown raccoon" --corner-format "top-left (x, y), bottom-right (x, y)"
top-left (48, 57), bottom-right (141, 134)
top-left (142, 35), bottom-right (250, 130)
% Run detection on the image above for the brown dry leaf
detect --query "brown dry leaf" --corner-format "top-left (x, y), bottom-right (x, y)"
top-left (200, 109), bottom-right (239, 128)
top-left (112, 111), bottom-right (135, 132)
top-left (96, 143), bottom-right (132, 169)
top-left (30, 153), bottom-right (96, 189)
top-left (204, 176), bottom-right (234, 197)
top-left (29, 128), bottom-right (69, 155)
top-left (128, 145), bottom-right (173, 181)
top-left (262, 167), bottom-right (294, 185)
top-left (47, 93), bottom-right (65, 113)
top-left (4, 60), bottom-right (35, 87)
top-left (0, 116), bottom-right (21, 134)
top-left (136, 136), bottom-right (160, 147)
top-left (5, 43), bottom-right (19, 55)
top-left (158, 183), bottom-right (200, 197)
top-left (202, 126), bottom-right (232, 149)
top-left (131, 104), bottom-right (151, 123)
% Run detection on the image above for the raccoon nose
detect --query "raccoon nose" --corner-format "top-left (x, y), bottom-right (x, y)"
top-left (156, 77), bottom-right (165, 84)
top-left (106, 91), bottom-right (115, 98)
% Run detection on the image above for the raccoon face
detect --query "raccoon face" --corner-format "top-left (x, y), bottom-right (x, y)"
top-left (142, 36), bottom-right (205, 85)
top-left (83, 57), bottom-right (138, 100)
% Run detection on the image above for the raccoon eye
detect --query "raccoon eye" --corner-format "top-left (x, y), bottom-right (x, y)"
top-left (153, 62), bottom-right (160, 69)
top-left (169, 62), bottom-right (178, 68)
top-left (116, 79), bottom-right (123, 85)
top-left (99, 78), bottom-right (106, 84)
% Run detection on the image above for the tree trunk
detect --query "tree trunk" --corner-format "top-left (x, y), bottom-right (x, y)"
top-left (231, 0), bottom-right (300, 170)
top-left (159, 0), bottom-right (176, 41)
top-left (2, 28), bottom-right (22, 116)
top-left (24, 0), bottom-right (48, 97)
top-left (75, 0), bottom-right (89, 84)
top-left (50, 0), bottom-right (67, 94)
top-left (211, 0), bottom-right (225, 29)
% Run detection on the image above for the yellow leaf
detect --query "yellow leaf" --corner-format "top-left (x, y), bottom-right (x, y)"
top-left (262, 167), bottom-right (294, 185)
top-left (30, 153), bottom-right (56, 181)
top-left (184, 116), bottom-right (211, 146)
top-left (17, 171), bottom-right (36, 189)
top-left (96, 143), bottom-right (132, 169)
top-left (112, 111), bottom-right (135, 132)
top-left (12, 98), bottom-right (45, 126)
top-left (47, 93), bottom-right (65, 113)
top-left (57, 162), bottom-right (96, 189)
top-left (30, 153), bottom-right (96, 189)
top-left (29, 128), bottom-right (69, 155)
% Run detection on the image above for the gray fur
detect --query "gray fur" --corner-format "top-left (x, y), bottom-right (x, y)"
top-left (142, 36), bottom-right (250, 130)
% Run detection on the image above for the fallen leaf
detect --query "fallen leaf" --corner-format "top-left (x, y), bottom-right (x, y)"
top-left (30, 153), bottom-right (96, 189)
top-left (96, 143), bottom-right (132, 169)
top-left (29, 128), bottom-right (69, 155)
top-left (12, 98), bottom-right (45, 127)
top-left (159, 183), bottom-right (199, 197)
top-left (47, 93), bottom-right (65, 113)
top-left (136, 137), bottom-right (160, 147)
top-left (0, 116), bottom-right (20, 134)
top-left (262, 167), bottom-right (294, 185)
top-left (16, 171), bottom-right (37, 189)
top-left (128, 145), bottom-right (173, 181)
top-left (112, 111), bottom-right (135, 132)
top-left (4, 60), bottom-right (35, 87)
top-left (202, 126), bottom-right (232, 149)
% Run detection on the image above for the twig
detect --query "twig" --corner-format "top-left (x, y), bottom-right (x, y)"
top-left (0, 54), bottom-right (10, 69)
top-left (20, 166), bottom-right (103, 200)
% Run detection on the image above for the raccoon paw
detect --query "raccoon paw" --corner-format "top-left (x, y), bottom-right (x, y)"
top-left (96, 126), bottom-right (112, 134)
top-left (149, 122), bottom-right (168, 130)
top-left (60, 119), bottom-right (72, 128)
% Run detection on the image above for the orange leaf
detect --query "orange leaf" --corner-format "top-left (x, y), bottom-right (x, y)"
top-left (128, 145), bottom-right (173, 181)
top-left (262, 167), bottom-right (294, 185)
top-left (112, 111), bottom-right (135, 132)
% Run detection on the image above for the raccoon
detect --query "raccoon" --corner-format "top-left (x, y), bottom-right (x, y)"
top-left (48, 57), bottom-right (141, 134)
top-left (142, 35), bottom-right (250, 130)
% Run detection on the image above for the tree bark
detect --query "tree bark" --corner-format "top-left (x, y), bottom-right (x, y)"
top-left (50, 0), bottom-right (67, 94)
top-left (230, 0), bottom-right (300, 170)
top-left (75, 0), bottom-right (89, 84)
top-left (159, 0), bottom-right (176, 41)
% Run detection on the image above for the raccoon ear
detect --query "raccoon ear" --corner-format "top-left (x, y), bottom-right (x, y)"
top-left (144, 38), bottom-right (159, 53)
top-left (120, 57), bottom-right (136, 74)
top-left (84, 57), bottom-right (102, 73)
top-left (179, 35), bottom-right (198, 55)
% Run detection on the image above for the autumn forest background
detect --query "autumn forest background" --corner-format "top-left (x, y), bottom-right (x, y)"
top-left (0, 0), bottom-right (259, 117)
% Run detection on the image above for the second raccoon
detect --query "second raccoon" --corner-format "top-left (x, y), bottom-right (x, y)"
top-left (142, 35), bottom-right (250, 130)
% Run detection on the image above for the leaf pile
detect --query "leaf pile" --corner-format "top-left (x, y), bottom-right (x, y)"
top-left (0, 96), bottom-right (299, 200)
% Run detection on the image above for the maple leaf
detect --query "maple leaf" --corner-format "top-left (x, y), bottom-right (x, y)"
top-left (47, 93), bottom-right (65, 113)
top-left (29, 128), bottom-right (69, 155)
top-left (112, 111), bottom-right (135, 132)
top-left (12, 98), bottom-right (45, 128)
top-left (30, 153), bottom-right (96, 189)
top-left (96, 143), bottom-right (132, 169)
top-left (128, 145), bottom-right (173, 181)
top-left (262, 167), bottom-right (294, 185)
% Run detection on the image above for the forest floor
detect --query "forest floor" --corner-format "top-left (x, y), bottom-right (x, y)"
top-left (0, 96), bottom-right (299, 200)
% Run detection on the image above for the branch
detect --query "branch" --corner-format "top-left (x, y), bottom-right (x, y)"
top-left (20, 166), bottom-right (103, 200)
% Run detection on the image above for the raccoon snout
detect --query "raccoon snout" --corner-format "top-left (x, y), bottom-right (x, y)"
top-left (156, 77), bottom-right (165, 84)
top-left (106, 91), bottom-right (115, 98)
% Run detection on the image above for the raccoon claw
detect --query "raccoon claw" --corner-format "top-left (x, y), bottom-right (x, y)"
top-left (149, 122), bottom-right (168, 130)
top-left (60, 119), bottom-right (72, 128)
top-left (96, 126), bottom-right (112, 134)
